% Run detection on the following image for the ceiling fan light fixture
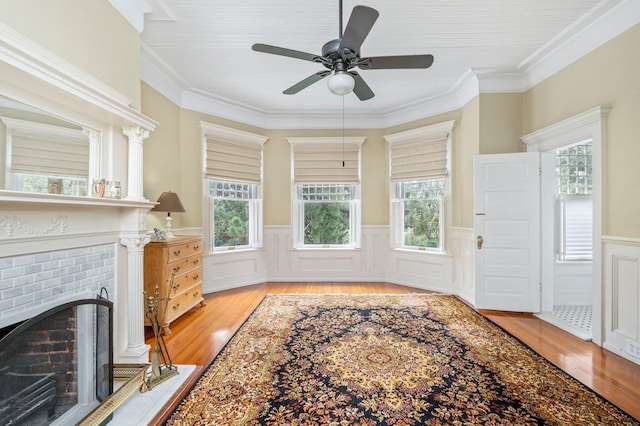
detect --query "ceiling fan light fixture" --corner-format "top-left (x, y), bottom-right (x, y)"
top-left (327, 71), bottom-right (355, 96)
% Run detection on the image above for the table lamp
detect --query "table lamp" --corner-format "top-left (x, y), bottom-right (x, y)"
top-left (151, 191), bottom-right (185, 238)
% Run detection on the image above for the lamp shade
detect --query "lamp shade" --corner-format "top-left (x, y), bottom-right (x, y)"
top-left (151, 191), bottom-right (185, 213)
top-left (327, 72), bottom-right (355, 96)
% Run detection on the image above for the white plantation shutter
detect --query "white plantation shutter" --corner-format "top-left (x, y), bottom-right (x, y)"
top-left (558, 194), bottom-right (592, 260)
top-left (288, 137), bottom-right (366, 184)
top-left (202, 122), bottom-right (268, 184)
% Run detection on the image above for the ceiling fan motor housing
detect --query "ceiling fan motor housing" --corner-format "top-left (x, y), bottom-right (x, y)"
top-left (322, 39), bottom-right (358, 70)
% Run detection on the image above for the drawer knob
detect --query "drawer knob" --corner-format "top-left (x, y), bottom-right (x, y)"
top-left (192, 274), bottom-right (199, 281)
top-left (172, 303), bottom-right (180, 311)
top-left (172, 284), bottom-right (181, 292)
top-left (173, 266), bottom-right (181, 273)
top-left (173, 249), bottom-right (181, 256)
top-left (193, 291), bottom-right (199, 297)
top-left (192, 259), bottom-right (199, 265)
top-left (193, 245), bottom-right (200, 250)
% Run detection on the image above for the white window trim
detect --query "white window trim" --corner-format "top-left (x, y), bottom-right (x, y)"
top-left (201, 122), bottom-right (269, 254)
top-left (385, 121), bottom-right (454, 253)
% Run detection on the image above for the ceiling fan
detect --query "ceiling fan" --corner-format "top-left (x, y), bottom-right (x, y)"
top-left (252, 1), bottom-right (434, 101)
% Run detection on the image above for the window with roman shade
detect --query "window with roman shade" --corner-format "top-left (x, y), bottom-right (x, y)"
top-left (201, 121), bottom-right (269, 252)
top-left (3, 117), bottom-right (89, 178)
top-left (385, 120), bottom-right (454, 251)
top-left (388, 121), bottom-right (452, 182)
top-left (290, 136), bottom-right (365, 184)
top-left (288, 136), bottom-right (366, 248)
top-left (204, 124), bottom-right (265, 184)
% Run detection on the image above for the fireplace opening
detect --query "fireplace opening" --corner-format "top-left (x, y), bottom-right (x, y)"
top-left (0, 297), bottom-right (113, 425)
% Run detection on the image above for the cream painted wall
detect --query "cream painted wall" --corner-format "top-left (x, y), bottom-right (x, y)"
top-left (456, 96), bottom-right (480, 229)
top-left (523, 23), bottom-right (640, 238)
top-left (479, 93), bottom-right (524, 155)
top-left (141, 82), bottom-right (182, 229)
top-left (0, 0), bottom-right (141, 109)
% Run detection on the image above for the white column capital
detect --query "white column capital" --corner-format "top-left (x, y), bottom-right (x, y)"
top-left (122, 126), bottom-right (150, 144)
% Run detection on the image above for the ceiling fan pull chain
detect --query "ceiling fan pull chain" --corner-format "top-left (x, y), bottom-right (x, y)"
top-left (342, 95), bottom-right (345, 168)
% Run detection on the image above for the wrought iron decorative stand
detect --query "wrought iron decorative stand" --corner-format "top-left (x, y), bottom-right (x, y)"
top-left (144, 278), bottom-right (179, 390)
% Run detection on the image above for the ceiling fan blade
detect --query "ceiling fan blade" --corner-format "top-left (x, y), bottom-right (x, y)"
top-left (358, 54), bottom-right (434, 70)
top-left (283, 71), bottom-right (331, 94)
top-left (339, 6), bottom-right (379, 53)
top-left (252, 43), bottom-right (322, 63)
top-left (349, 71), bottom-right (374, 101)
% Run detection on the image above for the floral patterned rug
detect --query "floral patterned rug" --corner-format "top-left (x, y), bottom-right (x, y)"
top-left (165, 294), bottom-right (639, 425)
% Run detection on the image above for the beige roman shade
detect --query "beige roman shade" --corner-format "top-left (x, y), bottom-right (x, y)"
top-left (202, 122), bottom-right (269, 184)
top-left (289, 136), bottom-right (366, 184)
top-left (4, 118), bottom-right (90, 178)
top-left (385, 120), bottom-right (454, 182)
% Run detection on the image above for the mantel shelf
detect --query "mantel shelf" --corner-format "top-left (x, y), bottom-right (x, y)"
top-left (0, 190), bottom-right (156, 209)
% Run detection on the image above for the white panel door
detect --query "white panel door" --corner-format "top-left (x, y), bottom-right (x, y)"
top-left (474, 152), bottom-right (541, 312)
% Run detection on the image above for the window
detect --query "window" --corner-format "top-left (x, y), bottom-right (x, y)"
top-left (556, 141), bottom-right (592, 261)
top-left (296, 183), bottom-right (358, 246)
top-left (395, 179), bottom-right (446, 249)
top-left (288, 137), bottom-right (365, 249)
top-left (202, 122), bottom-right (268, 252)
top-left (209, 179), bottom-right (259, 249)
top-left (2, 117), bottom-right (91, 195)
top-left (385, 121), bottom-right (454, 252)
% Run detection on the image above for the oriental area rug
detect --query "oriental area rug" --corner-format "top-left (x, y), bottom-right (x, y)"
top-left (165, 294), bottom-right (639, 425)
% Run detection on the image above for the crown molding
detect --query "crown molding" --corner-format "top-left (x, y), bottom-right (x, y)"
top-left (519, 0), bottom-right (640, 90)
top-left (108, 0), bottom-right (152, 33)
top-left (140, 0), bottom-right (640, 130)
top-left (0, 23), bottom-right (157, 131)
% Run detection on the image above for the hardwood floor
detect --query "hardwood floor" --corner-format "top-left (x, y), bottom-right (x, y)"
top-left (146, 282), bottom-right (640, 424)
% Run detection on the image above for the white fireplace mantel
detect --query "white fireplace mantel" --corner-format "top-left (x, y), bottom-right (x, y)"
top-left (0, 23), bottom-right (159, 363)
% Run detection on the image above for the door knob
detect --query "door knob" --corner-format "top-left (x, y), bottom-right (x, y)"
top-left (477, 235), bottom-right (483, 250)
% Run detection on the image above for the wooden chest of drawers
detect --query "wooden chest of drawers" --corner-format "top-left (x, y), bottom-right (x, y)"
top-left (143, 235), bottom-right (205, 334)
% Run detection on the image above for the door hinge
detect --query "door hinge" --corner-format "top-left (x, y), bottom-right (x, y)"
top-left (539, 167), bottom-right (542, 176)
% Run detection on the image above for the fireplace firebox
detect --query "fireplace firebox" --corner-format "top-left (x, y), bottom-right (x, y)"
top-left (0, 297), bottom-right (113, 425)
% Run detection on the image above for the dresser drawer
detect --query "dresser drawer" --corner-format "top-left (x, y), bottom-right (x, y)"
top-left (169, 270), bottom-right (202, 297)
top-left (167, 240), bottom-right (202, 263)
top-left (166, 253), bottom-right (201, 277)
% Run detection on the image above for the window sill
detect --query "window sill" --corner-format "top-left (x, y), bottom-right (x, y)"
top-left (0, 189), bottom-right (155, 209)
top-left (390, 247), bottom-right (452, 257)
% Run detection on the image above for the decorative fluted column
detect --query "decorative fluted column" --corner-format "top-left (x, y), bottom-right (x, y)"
top-left (119, 233), bottom-right (151, 363)
top-left (122, 126), bottom-right (150, 201)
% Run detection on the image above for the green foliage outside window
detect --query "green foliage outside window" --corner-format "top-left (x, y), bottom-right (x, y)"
top-left (299, 184), bottom-right (353, 246)
top-left (404, 199), bottom-right (440, 248)
top-left (304, 202), bottom-right (350, 245)
top-left (214, 199), bottom-right (249, 247)
top-left (399, 179), bottom-right (445, 249)
top-left (210, 180), bottom-right (255, 248)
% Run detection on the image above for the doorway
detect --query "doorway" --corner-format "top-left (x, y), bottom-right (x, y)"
top-left (535, 141), bottom-right (593, 340)
top-left (519, 106), bottom-right (608, 344)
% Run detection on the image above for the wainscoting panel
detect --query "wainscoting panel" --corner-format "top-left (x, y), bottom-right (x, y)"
top-left (201, 225), bottom-right (469, 296)
top-left (603, 237), bottom-right (640, 365)
top-left (201, 250), bottom-right (268, 293)
top-left (452, 227), bottom-right (475, 304)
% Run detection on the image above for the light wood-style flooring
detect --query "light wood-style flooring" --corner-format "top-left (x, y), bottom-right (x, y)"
top-left (146, 282), bottom-right (640, 424)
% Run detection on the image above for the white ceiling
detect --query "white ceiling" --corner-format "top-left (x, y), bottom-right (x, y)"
top-left (138, 0), bottom-right (637, 128)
